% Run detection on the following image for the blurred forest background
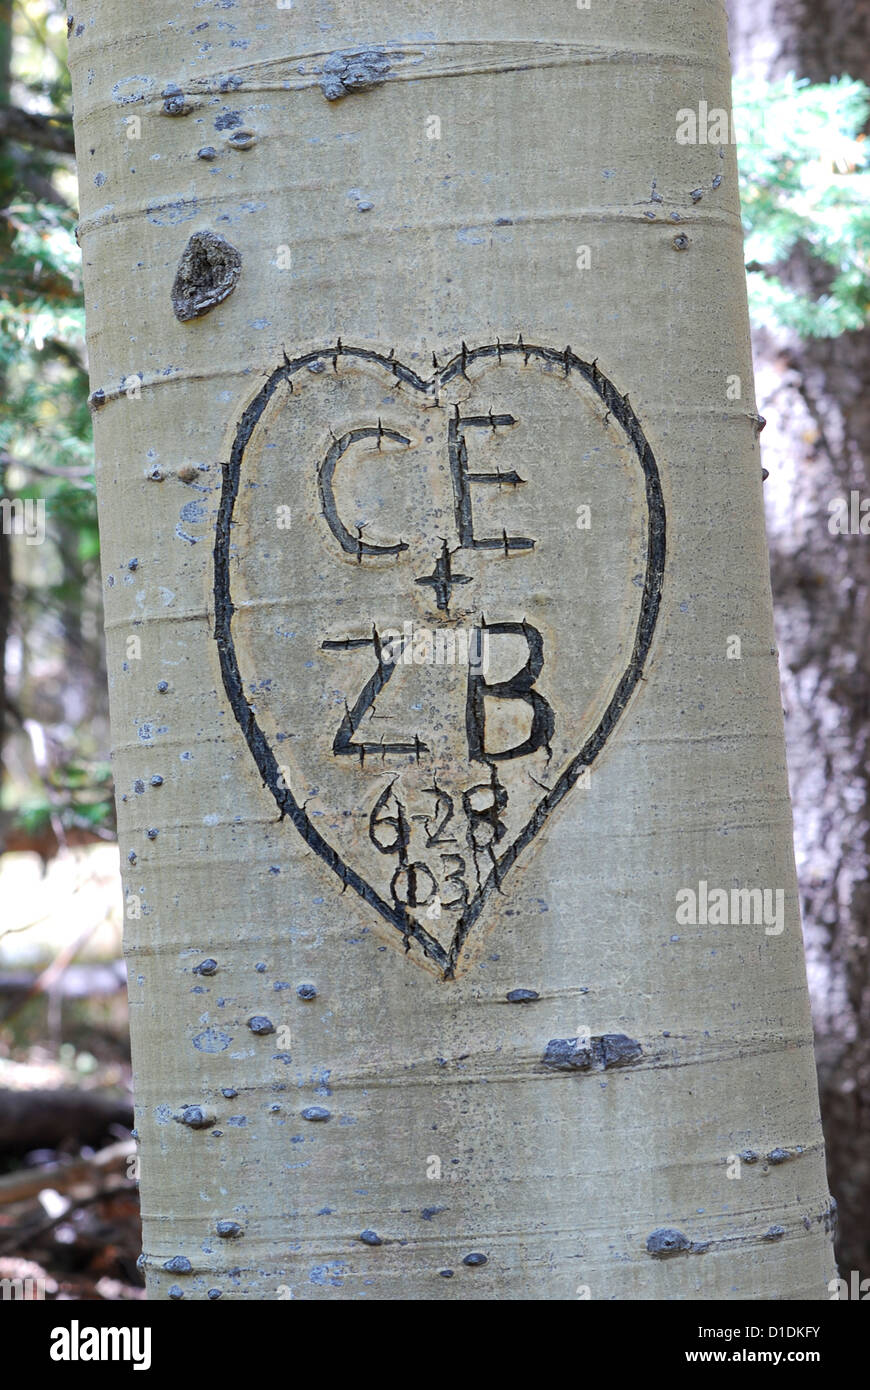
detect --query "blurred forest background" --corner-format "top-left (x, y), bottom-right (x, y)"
top-left (0, 0), bottom-right (868, 1297)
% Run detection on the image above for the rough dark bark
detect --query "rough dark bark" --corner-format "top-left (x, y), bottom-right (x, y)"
top-left (729, 0), bottom-right (870, 1280)
top-left (0, 521), bottom-right (9, 810)
top-left (0, 2), bottom-right (13, 814)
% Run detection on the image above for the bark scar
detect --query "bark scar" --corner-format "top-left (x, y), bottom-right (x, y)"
top-left (319, 48), bottom-right (391, 100)
top-left (171, 231), bottom-right (242, 322)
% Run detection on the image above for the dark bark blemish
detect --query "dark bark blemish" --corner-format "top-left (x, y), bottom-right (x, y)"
top-left (162, 83), bottom-right (193, 116)
top-left (763, 1225), bottom-right (785, 1240)
top-left (247, 1015), bottom-right (275, 1034)
top-left (597, 1034), bottom-right (643, 1067)
top-left (216, 1221), bottom-right (243, 1238)
top-left (506, 989), bottom-right (539, 1003)
top-left (193, 1029), bottom-right (231, 1054)
top-left (197, 146), bottom-right (218, 160)
top-left (226, 128), bottom-right (256, 149)
top-left (296, 983), bottom-right (317, 1000)
top-left (541, 1039), bottom-right (588, 1070)
top-left (359, 1230), bottom-right (382, 1246)
top-left (163, 1255), bottom-right (192, 1273)
top-left (174, 1105), bottom-right (214, 1129)
top-left (646, 1228), bottom-right (692, 1258)
top-left (541, 1033), bottom-right (643, 1071)
top-left (171, 230), bottom-right (241, 322)
top-left (319, 48), bottom-right (391, 100)
top-left (194, 958), bottom-right (217, 975)
top-left (301, 1106), bottom-right (330, 1121)
top-left (823, 1198), bottom-right (838, 1235)
top-left (462, 1252), bottom-right (487, 1266)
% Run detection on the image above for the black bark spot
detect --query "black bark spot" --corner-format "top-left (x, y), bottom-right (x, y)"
top-left (171, 230), bottom-right (241, 322)
top-left (541, 1033), bottom-right (643, 1071)
top-left (174, 1105), bottom-right (214, 1129)
top-left (646, 1228), bottom-right (692, 1258)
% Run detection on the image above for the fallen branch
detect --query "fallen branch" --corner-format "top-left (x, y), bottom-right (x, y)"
top-left (0, 104), bottom-right (75, 155)
top-left (0, 1138), bottom-right (135, 1206)
top-left (0, 1089), bottom-right (133, 1156)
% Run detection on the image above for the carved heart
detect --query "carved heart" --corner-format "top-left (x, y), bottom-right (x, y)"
top-left (213, 341), bottom-right (665, 978)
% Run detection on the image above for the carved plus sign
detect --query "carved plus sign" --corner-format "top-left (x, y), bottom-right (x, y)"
top-left (415, 539), bottom-right (472, 614)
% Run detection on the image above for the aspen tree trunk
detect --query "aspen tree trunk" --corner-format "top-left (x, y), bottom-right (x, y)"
top-left (68, 1), bottom-right (837, 1299)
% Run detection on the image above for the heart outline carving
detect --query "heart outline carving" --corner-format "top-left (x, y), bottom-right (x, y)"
top-left (213, 341), bottom-right (666, 978)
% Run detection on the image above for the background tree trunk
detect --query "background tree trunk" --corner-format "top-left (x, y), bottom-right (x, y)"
top-left (0, 0), bottom-right (14, 812)
top-left (729, 0), bottom-right (870, 1282)
top-left (69, 1), bottom-right (835, 1299)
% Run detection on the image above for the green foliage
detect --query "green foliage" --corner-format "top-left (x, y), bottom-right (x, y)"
top-left (1, 3), bottom-right (92, 531)
top-left (12, 756), bottom-right (114, 834)
top-left (734, 73), bottom-right (870, 337)
top-left (0, 1), bottom-right (105, 832)
top-left (0, 201), bottom-right (90, 481)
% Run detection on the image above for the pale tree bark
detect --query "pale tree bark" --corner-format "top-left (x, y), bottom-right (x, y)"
top-left (69, 1), bottom-right (835, 1299)
top-left (728, 0), bottom-right (870, 1281)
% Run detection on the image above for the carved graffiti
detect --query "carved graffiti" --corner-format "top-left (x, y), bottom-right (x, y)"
top-left (214, 341), bottom-right (666, 977)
